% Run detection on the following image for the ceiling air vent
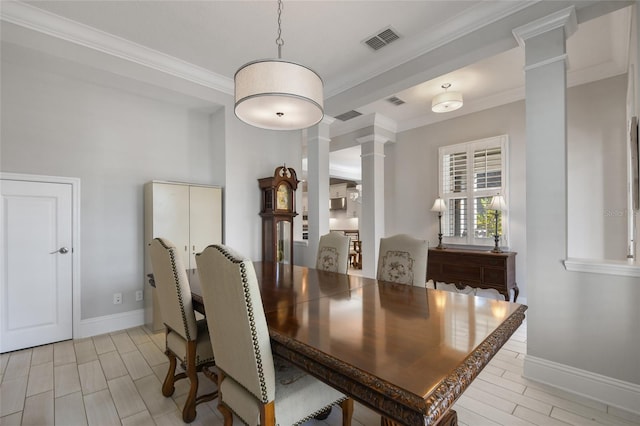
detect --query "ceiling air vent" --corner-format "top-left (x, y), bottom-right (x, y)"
top-left (335, 110), bottom-right (362, 121)
top-left (364, 27), bottom-right (400, 51)
top-left (386, 96), bottom-right (405, 106)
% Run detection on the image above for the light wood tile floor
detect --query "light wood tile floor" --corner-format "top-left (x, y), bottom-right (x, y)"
top-left (1, 320), bottom-right (638, 426)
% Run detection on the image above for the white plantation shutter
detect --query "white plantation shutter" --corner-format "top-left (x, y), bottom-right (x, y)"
top-left (474, 147), bottom-right (501, 191)
top-left (443, 151), bottom-right (467, 195)
top-left (438, 135), bottom-right (508, 246)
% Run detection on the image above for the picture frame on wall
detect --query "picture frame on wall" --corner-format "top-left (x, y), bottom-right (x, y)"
top-left (631, 116), bottom-right (639, 211)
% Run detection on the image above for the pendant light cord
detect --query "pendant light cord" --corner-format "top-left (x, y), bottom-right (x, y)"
top-left (275, 0), bottom-right (284, 59)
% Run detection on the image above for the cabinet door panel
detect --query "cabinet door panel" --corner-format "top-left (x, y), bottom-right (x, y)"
top-left (189, 186), bottom-right (222, 268)
top-left (152, 183), bottom-right (190, 257)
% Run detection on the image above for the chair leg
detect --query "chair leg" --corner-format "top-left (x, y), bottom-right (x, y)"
top-left (341, 398), bottom-right (354, 425)
top-left (260, 401), bottom-right (276, 426)
top-left (218, 403), bottom-right (233, 426)
top-left (162, 351), bottom-right (177, 397)
top-left (182, 341), bottom-right (198, 423)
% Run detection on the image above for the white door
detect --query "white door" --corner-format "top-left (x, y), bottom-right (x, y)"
top-left (1, 179), bottom-right (73, 352)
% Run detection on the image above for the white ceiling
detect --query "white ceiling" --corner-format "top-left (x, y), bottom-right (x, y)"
top-left (4, 1), bottom-right (633, 182)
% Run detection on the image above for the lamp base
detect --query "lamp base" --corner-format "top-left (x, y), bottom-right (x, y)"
top-left (491, 234), bottom-right (502, 253)
top-left (435, 233), bottom-right (446, 250)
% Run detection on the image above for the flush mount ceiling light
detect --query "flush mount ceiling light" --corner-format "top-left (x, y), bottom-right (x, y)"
top-left (431, 83), bottom-right (463, 113)
top-left (234, 0), bottom-right (324, 131)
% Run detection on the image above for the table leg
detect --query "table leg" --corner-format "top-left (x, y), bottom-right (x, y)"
top-left (380, 409), bottom-right (457, 426)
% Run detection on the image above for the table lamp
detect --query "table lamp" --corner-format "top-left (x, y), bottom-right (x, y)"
top-left (488, 195), bottom-right (507, 253)
top-left (430, 198), bottom-right (447, 249)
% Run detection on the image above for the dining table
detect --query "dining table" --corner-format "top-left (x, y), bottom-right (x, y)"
top-left (149, 261), bottom-right (527, 426)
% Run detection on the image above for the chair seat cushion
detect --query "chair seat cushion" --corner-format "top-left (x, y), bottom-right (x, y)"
top-left (167, 319), bottom-right (215, 366)
top-left (221, 357), bottom-right (345, 425)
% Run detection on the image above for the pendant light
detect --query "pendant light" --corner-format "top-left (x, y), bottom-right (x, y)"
top-left (431, 83), bottom-right (463, 113)
top-left (234, 0), bottom-right (324, 131)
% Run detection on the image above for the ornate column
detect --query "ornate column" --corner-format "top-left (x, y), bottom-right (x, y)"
top-left (306, 116), bottom-right (335, 267)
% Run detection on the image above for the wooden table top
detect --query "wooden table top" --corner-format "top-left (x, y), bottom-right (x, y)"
top-left (152, 262), bottom-right (527, 425)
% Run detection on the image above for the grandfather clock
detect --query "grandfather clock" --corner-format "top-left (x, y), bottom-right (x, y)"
top-left (259, 166), bottom-right (299, 263)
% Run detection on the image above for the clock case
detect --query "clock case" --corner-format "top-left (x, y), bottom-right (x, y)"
top-left (258, 166), bottom-right (299, 263)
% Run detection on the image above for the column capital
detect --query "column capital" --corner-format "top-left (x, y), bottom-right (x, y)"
top-left (318, 115), bottom-right (336, 126)
top-left (356, 134), bottom-right (393, 145)
top-left (512, 6), bottom-right (577, 47)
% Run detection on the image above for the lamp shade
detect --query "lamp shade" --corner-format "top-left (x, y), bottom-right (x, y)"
top-left (235, 59), bottom-right (324, 130)
top-left (431, 90), bottom-right (463, 113)
top-left (430, 198), bottom-right (447, 213)
top-left (488, 195), bottom-right (507, 211)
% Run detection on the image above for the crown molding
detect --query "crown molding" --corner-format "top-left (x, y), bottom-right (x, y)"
top-left (0, 1), bottom-right (234, 94)
top-left (513, 6), bottom-right (578, 47)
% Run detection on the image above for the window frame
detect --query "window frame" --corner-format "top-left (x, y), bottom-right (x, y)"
top-left (437, 135), bottom-right (509, 248)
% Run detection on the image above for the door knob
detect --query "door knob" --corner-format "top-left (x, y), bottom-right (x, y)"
top-left (50, 247), bottom-right (69, 254)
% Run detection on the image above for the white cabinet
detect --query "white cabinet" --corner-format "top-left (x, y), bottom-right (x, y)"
top-left (144, 181), bottom-right (222, 330)
top-left (329, 183), bottom-right (347, 199)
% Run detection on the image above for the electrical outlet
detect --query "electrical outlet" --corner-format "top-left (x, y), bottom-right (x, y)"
top-left (113, 292), bottom-right (122, 304)
top-left (135, 290), bottom-right (143, 302)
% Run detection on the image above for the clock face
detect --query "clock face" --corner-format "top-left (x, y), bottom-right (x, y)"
top-left (276, 183), bottom-right (289, 210)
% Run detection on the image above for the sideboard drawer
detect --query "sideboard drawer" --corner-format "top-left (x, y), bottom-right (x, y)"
top-left (482, 267), bottom-right (506, 285)
top-left (442, 264), bottom-right (482, 283)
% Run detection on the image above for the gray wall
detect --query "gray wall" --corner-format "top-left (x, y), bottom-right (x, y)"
top-left (1, 48), bottom-right (222, 319)
top-left (1, 42), bottom-right (302, 321)
top-left (568, 76), bottom-right (630, 259)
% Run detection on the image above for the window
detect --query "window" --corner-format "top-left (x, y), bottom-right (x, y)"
top-left (438, 135), bottom-right (508, 247)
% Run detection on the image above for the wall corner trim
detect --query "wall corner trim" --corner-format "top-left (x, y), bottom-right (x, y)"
top-left (523, 354), bottom-right (640, 417)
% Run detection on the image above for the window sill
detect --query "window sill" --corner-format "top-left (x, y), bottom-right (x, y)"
top-left (563, 258), bottom-right (640, 277)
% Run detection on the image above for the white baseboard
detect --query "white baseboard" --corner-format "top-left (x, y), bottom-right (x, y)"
top-left (524, 355), bottom-right (640, 416)
top-left (76, 309), bottom-right (145, 338)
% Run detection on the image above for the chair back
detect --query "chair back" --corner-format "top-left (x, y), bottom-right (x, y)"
top-left (377, 234), bottom-right (428, 287)
top-left (316, 232), bottom-right (351, 274)
top-left (196, 245), bottom-right (276, 404)
top-left (149, 238), bottom-right (198, 341)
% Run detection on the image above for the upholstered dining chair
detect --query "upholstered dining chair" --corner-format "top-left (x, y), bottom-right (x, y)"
top-left (149, 238), bottom-right (217, 423)
top-left (316, 232), bottom-right (351, 274)
top-left (196, 244), bottom-right (354, 426)
top-left (377, 234), bottom-right (428, 287)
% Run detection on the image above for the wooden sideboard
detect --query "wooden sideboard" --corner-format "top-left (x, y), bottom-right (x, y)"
top-left (427, 248), bottom-right (518, 302)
